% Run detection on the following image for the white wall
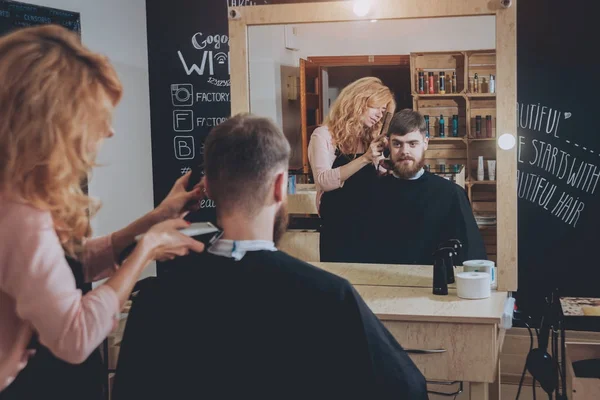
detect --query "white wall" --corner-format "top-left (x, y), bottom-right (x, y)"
top-left (293, 16), bottom-right (496, 56)
top-left (26, 0), bottom-right (156, 278)
top-left (248, 25), bottom-right (297, 127)
top-left (249, 25), bottom-right (303, 168)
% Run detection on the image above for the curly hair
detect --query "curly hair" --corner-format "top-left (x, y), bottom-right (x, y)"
top-left (324, 77), bottom-right (395, 155)
top-left (0, 25), bottom-right (123, 256)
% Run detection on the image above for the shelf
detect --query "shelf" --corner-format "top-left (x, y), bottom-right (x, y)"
top-left (428, 137), bottom-right (466, 142)
top-left (468, 138), bottom-right (496, 142)
top-left (467, 180), bottom-right (496, 186)
top-left (412, 92), bottom-right (464, 98)
top-left (467, 93), bottom-right (496, 98)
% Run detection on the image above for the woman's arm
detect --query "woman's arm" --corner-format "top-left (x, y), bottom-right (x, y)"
top-left (110, 172), bottom-right (203, 260)
top-left (79, 210), bottom-right (166, 283)
top-left (309, 128), bottom-right (370, 191)
top-left (338, 156), bottom-right (371, 182)
top-left (109, 208), bottom-right (166, 262)
top-left (1, 211), bottom-right (202, 364)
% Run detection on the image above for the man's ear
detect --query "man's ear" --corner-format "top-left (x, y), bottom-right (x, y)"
top-left (273, 170), bottom-right (286, 204)
top-left (423, 135), bottom-right (429, 151)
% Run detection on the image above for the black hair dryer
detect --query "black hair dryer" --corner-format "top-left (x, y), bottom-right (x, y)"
top-left (432, 247), bottom-right (457, 296)
top-left (439, 239), bottom-right (463, 284)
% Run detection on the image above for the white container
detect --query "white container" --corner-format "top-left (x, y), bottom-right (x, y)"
top-left (456, 272), bottom-right (491, 299)
top-left (463, 259), bottom-right (497, 289)
top-left (477, 156), bottom-right (484, 181)
top-left (487, 160), bottom-right (496, 181)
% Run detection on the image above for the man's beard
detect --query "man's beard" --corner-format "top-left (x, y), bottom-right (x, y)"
top-left (273, 201), bottom-right (289, 246)
top-left (392, 153), bottom-right (425, 179)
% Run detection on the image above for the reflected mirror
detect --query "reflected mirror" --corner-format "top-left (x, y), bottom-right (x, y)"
top-left (248, 16), bottom-right (497, 266)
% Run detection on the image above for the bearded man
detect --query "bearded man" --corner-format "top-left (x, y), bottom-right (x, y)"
top-left (112, 113), bottom-right (428, 400)
top-left (373, 109), bottom-right (487, 265)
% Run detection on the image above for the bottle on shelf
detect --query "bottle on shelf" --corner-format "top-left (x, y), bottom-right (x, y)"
top-left (428, 72), bottom-right (435, 94)
top-left (489, 74), bottom-right (495, 94)
top-left (439, 114), bottom-right (445, 138)
top-left (474, 72), bottom-right (479, 93)
top-left (424, 115), bottom-right (430, 138)
top-left (475, 115), bottom-right (482, 138)
top-left (486, 115), bottom-right (493, 138)
top-left (452, 115), bottom-right (459, 137)
top-left (418, 70), bottom-right (425, 94)
top-left (452, 71), bottom-right (457, 93)
top-left (439, 71), bottom-right (445, 94)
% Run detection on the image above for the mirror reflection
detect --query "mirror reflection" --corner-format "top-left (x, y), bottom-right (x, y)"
top-left (249, 16), bottom-right (497, 267)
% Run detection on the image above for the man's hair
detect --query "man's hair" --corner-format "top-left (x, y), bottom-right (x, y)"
top-left (204, 113), bottom-right (291, 215)
top-left (388, 109), bottom-right (426, 136)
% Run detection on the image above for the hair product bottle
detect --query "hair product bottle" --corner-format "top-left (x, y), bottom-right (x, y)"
top-left (418, 70), bottom-right (425, 94)
top-left (439, 71), bottom-right (446, 94)
top-left (452, 71), bottom-right (457, 93)
top-left (439, 114), bottom-right (445, 137)
top-left (475, 115), bottom-right (482, 138)
top-left (428, 72), bottom-right (435, 94)
top-left (452, 115), bottom-right (459, 137)
top-left (474, 73), bottom-right (479, 93)
top-left (486, 115), bottom-right (493, 138)
top-left (424, 115), bottom-right (430, 138)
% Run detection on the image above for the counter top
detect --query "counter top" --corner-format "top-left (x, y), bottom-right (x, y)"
top-left (309, 262), bottom-right (445, 288)
top-left (288, 188), bottom-right (318, 214)
top-left (310, 262), bottom-right (507, 325)
top-left (355, 285), bottom-right (507, 324)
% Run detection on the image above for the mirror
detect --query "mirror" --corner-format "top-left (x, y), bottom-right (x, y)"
top-left (248, 16), bottom-right (498, 266)
top-left (228, 0), bottom-right (517, 291)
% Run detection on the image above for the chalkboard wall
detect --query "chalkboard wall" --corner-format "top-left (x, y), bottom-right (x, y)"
top-left (146, 0), bottom-right (599, 316)
top-left (0, 0), bottom-right (80, 35)
top-left (516, 0), bottom-right (599, 318)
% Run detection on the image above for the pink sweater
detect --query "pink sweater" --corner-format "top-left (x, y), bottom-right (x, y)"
top-left (307, 126), bottom-right (366, 211)
top-left (0, 199), bottom-right (120, 391)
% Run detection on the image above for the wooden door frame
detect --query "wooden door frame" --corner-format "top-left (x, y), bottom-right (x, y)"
top-left (307, 55), bottom-right (410, 67)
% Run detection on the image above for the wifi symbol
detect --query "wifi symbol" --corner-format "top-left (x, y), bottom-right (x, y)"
top-left (214, 52), bottom-right (228, 65)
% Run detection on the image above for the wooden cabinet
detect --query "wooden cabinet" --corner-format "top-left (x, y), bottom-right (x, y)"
top-left (411, 50), bottom-right (497, 262)
top-left (384, 320), bottom-right (500, 383)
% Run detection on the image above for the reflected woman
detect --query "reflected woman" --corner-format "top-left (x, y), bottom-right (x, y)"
top-left (308, 77), bottom-right (395, 262)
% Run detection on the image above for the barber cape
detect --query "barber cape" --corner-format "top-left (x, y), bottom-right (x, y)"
top-left (113, 240), bottom-right (428, 400)
top-left (371, 170), bottom-right (487, 265)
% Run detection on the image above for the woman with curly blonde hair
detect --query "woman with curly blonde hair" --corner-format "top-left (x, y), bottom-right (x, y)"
top-left (308, 77), bottom-right (395, 262)
top-left (0, 25), bottom-right (205, 398)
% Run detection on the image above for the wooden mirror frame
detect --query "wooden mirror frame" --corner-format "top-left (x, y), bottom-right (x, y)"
top-left (228, 0), bottom-right (517, 292)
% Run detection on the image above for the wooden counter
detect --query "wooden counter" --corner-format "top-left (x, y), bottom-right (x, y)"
top-left (310, 261), bottom-right (509, 400)
top-left (288, 184), bottom-right (318, 215)
top-left (310, 262), bottom-right (441, 288)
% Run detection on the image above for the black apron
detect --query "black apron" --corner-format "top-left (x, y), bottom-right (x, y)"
top-left (0, 256), bottom-right (106, 400)
top-left (318, 150), bottom-right (378, 263)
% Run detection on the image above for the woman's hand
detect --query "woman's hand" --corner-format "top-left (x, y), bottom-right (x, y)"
top-left (138, 218), bottom-right (205, 262)
top-left (155, 171), bottom-right (204, 220)
top-left (362, 133), bottom-right (388, 164)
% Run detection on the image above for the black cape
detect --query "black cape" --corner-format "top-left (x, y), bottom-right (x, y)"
top-left (112, 250), bottom-right (428, 400)
top-left (371, 171), bottom-right (487, 265)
